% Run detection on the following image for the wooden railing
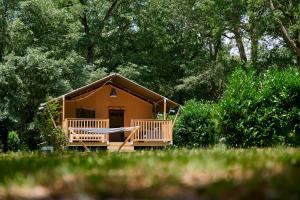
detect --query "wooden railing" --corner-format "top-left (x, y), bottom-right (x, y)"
top-left (131, 119), bottom-right (172, 142)
top-left (63, 118), bottom-right (173, 143)
top-left (64, 118), bottom-right (109, 143)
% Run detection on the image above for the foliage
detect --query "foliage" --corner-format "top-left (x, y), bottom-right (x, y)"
top-left (1, 0), bottom-right (300, 149)
top-left (0, 56), bottom-right (25, 151)
top-left (36, 101), bottom-right (67, 151)
top-left (220, 67), bottom-right (300, 147)
top-left (9, 0), bottom-right (82, 57)
top-left (176, 56), bottom-right (239, 101)
top-left (7, 131), bottom-right (20, 152)
top-left (174, 100), bottom-right (219, 147)
top-left (0, 47), bottom-right (89, 150)
top-left (87, 64), bottom-right (108, 83)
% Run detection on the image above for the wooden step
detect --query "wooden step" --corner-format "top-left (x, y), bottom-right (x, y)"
top-left (107, 142), bottom-right (134, 152)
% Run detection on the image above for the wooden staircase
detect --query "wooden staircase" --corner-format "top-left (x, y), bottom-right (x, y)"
top-left (107, 142), bottom-right (134, 152)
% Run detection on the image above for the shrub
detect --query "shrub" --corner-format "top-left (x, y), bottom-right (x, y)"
top-left (7, 131), bottom-right (20, 151)
top-left (36, 101), bottom-right (67, 151)
top-left (220, 67), bottom-right (300, 147)
top-left (174, 100), bottom-right (219, 147)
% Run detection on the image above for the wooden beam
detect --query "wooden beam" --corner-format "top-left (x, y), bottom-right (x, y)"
top-left (172, 106), bottom-right (181, 128)
top-left (163, 98), bottom-right (167, 120)
top-left (68, 142), bottom-right (107, 146)
top-left (62, 96), bottom-right (65, 121)
top-left (79, 140), bottom-right (90, 152)
top-left (118, 127), bottom-right (139, 152)
top-left (133, 141), bottom-right (172, 146)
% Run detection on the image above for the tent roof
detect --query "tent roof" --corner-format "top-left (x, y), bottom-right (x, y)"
top-left (57, 73), bottom-right (180, 109)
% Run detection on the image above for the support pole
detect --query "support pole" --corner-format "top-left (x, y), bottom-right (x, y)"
top-left (163, 98), bottom-right (167, 142)
top-left (163, 98), bottom-right (167, 121)
top-left (80, 140), bottom-right (90, 152)
top-left (172, 106), bottom-right (181, 129)
top-left (62, 96), bottom-right (69, 137)
top-left (118, 127), bottom-right (139, 152)
top-left (62, 96), bottom-right (65, 121)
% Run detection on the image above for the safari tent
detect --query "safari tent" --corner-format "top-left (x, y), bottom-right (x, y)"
top-left (48, 73), bottom-right (180, 151)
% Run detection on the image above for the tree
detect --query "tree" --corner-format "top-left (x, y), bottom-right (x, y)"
top-left (0, 59), bottom-right (24, 151)
top-left (0, 48), bottom-right (88, 150)
top-left (77, 0), bottom-right (122, 63)
top-left (0, 0), bottom-right (8, 61)
top-left (269, 0), bottom-right (300, 69)
top-left (1, 0), bottom-right (300, 150)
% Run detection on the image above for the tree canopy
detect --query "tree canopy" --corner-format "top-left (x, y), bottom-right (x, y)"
top-left (0, 0), bottom-right (300, 150)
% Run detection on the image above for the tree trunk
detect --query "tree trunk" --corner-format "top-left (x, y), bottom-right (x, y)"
top-left (296, 35), bottom-right (300, 70)
top-left (270, 0), bottom-right (300, 70)
top-left (250, 33), bottom-right (258, 65)
top-left (208, 39), bottom-right (213, 58)
top-left (297, 56), bottom-right (300, 68)
top-left (250, 15), bottom-right (258, 66)
top-left (297, 42), bottom-right (300, 69)
top-left (0, 123), bottom-right (8, 152)
top-left (213, 35), bottom-right (222, 61)
top-left (2, 130), bottom-right (8, 152)
top-left (79, 0), bottom-right (120, 64)
top-left (233, 26), bottom-right (247, 62)
top-left (0, 0), bottom-right (8, 61)
top-left (80, 13), bottom-right (94, 64)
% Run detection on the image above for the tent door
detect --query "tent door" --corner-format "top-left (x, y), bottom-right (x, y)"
top-left (109, 109), bottom-right (125, 142)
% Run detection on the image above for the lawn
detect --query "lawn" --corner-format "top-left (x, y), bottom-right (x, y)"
top-left (0, 148), bottom-right (300, 200)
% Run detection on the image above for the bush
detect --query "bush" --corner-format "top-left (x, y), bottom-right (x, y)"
top-left (36, 101), bottom-right (67, 151)
top-left (174, 100), bottom-right (219, 147)
top-left (220, 67), bottom-right (300, 147)
top-left (7, 131), bottom-right (20, 151)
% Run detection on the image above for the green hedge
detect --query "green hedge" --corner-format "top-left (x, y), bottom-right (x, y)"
top-left (174, 100), bottom-right (218, 147)
top-left (219, 68), bottom-right (300, 147)
top-left (7, 131), bottom-right (20, 151)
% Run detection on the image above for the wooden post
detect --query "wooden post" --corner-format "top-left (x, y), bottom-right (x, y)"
top-left (80, 140), bottom-right (90, 152)
top-left (172, 106), bottom-right (181, 129)
top-left (62, 96), bottom-right (68, 137)
top-left (62, 96), bottom-right (65, 121)
top-left (118, 127), bottom-right (139, 152)
top-left (163, 98), bottom-right (167, 120)
top-left (69, 128), bottom-right (76, 143)
top-left (62, 119), bottom-right (68, 138)
top-left (163, 98), bottom-right (167, 142)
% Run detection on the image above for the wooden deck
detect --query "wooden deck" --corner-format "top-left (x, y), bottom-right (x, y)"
top-left (63, 118), bottom-right (173, 151)
top-left (131, 119), bottom-right (172, 142)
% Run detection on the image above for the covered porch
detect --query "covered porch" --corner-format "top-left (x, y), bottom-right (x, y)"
top-left (63, 118), bottom-right (173, 148)
top-left (55, 73), bottom-right (180, 151)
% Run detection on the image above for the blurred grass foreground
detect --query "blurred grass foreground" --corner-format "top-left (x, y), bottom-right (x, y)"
top-left (0, 148), bottom-right (300, 200)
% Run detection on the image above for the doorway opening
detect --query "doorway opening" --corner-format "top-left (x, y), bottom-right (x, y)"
top-left (109, 109), bottom-right (125, 142)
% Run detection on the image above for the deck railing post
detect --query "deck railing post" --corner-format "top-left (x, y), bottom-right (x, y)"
top-left (62, 119), bottom-right (68, 138)
top-left (163, 98), bottom-right (167, 121)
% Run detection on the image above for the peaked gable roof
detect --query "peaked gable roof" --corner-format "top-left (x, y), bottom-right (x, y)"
top-left (59, 73), bottom-right (180, 109)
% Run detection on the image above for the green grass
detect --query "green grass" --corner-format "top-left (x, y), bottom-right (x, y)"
top-left (0, 148), bottom-right (300, 199)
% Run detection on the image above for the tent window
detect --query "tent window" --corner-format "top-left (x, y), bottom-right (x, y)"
top-left (76, 108), bottom-right (95, 118)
